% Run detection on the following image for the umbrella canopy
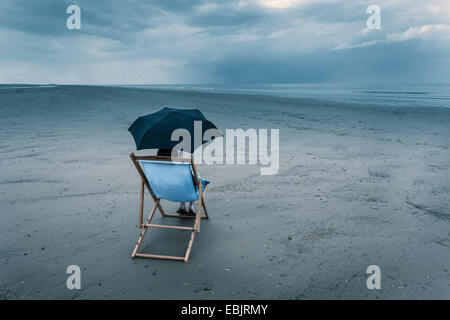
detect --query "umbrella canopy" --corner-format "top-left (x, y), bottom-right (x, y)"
top-left (128, 107), bottom-right (221, 151)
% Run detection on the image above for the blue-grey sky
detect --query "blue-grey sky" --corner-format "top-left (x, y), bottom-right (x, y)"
top-left (0, 0), bottom-right (449, 84)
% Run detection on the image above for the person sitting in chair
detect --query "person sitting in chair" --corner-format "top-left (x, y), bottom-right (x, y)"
top-left (157, 148), bottom-right (195, 216)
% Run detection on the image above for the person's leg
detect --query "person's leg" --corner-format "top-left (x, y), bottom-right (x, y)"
top-left (188, 201), bottom-right (195, 216)
top-left (177, 202), bottom-right (187, 215)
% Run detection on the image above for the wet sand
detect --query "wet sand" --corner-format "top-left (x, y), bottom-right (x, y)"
top-left (0, 85), bottom-right (449, 299)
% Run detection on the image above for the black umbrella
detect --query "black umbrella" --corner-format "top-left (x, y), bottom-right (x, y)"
top-left (128, 107), bottom-right (221, 152)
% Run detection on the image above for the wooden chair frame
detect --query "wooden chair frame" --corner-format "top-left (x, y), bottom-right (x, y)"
top-left (130, 153), bottom-right (209, 262)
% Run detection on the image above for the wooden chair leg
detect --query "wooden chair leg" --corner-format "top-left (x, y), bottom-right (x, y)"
top-left (132, 199), bottom-right (159, 258)
top-left (194, 183), bottom-right (202, 232)
top-left (157, 202), bottom-right (166, 217)
top-left (139, 179), bottom-right (144, 227)
top-left (184, 231), bottom-right (196, 262)
top-left (202, 199), bottom-right (209, 219)
top-left (164, 214), bottom-right (208, 219)
top-left (201, 185), bottom-right (209, 219)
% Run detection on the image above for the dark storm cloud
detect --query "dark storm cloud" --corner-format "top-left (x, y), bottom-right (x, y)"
top-left (0, 0), bottom-right (172, 39)
top-left (0, 0), bottom-right (68, 35)
top-left (0, 0), bottom-right (448, 84)
top-left (213, 40), bottom-right (440, 83)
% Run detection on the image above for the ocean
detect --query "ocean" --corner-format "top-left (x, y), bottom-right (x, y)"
top-left (1, 83), bottom-right (449, 109)
top-left (122, 83), bottom-right (450, 109)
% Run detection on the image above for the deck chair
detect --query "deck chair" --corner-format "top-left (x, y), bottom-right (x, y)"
top-left (130, 153), bottom-right (210, 262)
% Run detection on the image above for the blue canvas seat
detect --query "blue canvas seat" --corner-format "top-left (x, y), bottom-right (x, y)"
top-left (139, 160), bottom-right (209, 203)
top-left (130, 153), bottom-right (210, 262)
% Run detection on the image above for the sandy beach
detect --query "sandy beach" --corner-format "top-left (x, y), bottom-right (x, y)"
top-left (0, 85), bottom-right (449, 299)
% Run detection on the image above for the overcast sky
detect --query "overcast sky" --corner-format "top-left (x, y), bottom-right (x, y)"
top-left (0, 0), bottom-right (449, 84)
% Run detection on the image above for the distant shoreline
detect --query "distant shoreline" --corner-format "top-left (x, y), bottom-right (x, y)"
top-left (1, 83), bottom-right (450, 111)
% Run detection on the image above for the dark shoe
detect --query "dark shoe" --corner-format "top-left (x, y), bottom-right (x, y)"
top-left (177, 208), bottom-right (188, 215)
top-left (188, 208), bottom-right (195, 216)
